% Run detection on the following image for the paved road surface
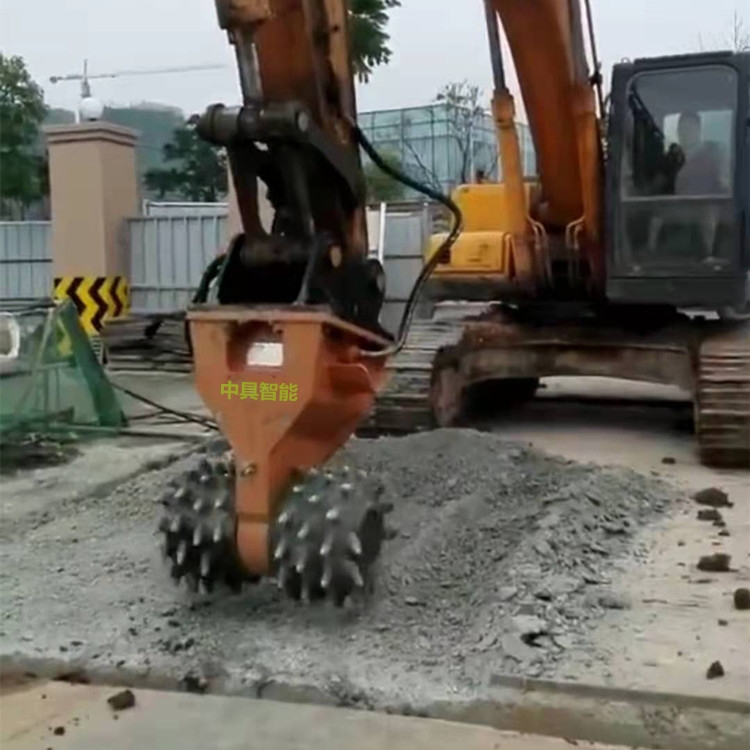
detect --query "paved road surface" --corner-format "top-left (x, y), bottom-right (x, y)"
top-left (1, 679), bottom-right (628, 750)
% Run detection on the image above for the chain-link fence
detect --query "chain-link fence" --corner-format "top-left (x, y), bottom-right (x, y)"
top-left (0, 299), bottom-right (126, 471)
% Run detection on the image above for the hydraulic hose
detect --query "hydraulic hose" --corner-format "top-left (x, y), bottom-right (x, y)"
top-left (350, 120), bottom-right (464, 358)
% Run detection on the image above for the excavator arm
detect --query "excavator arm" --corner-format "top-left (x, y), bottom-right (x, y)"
top-left (159, 0), bottom-right (455, 605)
top-left (427, 0), bottom-right (605, 296)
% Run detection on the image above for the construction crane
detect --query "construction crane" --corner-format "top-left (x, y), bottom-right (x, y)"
top-left (49, 59), bottom-right (229, 100)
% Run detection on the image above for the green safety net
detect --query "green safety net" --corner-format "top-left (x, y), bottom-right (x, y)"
top-left (0, 299), bottom-right (126, 471)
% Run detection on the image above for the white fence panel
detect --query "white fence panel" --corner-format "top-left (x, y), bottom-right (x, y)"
top-left (128, 214), bottom-right (228, 313)
top-left (0, 222), bottom-right (52, 302)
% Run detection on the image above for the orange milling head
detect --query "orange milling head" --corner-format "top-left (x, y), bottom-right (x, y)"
top-left (187, 306), bottom-right (388, 578)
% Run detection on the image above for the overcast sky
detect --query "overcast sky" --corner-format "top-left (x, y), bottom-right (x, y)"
top-left (1, 0), bottom-right (747, 119)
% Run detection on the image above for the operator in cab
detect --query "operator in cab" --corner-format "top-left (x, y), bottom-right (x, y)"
top-left (673, 111), bottom-right (724, 196)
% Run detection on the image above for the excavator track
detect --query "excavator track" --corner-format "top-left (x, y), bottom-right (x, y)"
top-left (695, 321), bottom-right (750, 469)
top-left (357, 313), bottom-right (472, 436)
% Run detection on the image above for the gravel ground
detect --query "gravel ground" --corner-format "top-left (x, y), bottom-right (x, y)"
top-left (0, 429), bottom-right (680, 705)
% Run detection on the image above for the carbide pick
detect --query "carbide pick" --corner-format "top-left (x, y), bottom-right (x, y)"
top-left (347, 561), bottom-right (364, 588)
top-left (199, 473), bottom-right (211, 485)
top-left (308, 467), bottom-right (319, 477)
top-left (347, 532), bottom-right (362, 557)
top-left (340, 483), bottom-right (353, 494)
top-left (193, 499), bottom-right (205, 513)
top-left (277, 510), bottom-right (291, 527)
top-left (277, 565), bottom-right (289, 590)
top-left (192, 525), bottom-right (204, 546)
top-left (273, 539), bottom-right (287, 561)
top-left (174, 487), bottom-right (188, 502)
top-left (200, 550), bottom-right (212, 577)
top-left (213, 496), bottom-right (225, 510)
top-left (307, 494), bottom-right (320, 505)
top-left (294, 550), bottom-right (308, 574)
top-left (176, 540), bottom-right (188, 566)
top-left (325, 508), bottom-right (340, 522)
top-left (169, 516), bottom-right (182, 534)
top-left (212, 523), bottom-right (224, 543)
top-left (297, 522), bottom-right (310, 540)
top-left (320, 562), bottom-right (333, 590)
top-left (320, 532), bottom-right (335, 557)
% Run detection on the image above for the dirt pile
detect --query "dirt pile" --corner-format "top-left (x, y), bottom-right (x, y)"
top-left (0, 429), bottom-right (678, 698)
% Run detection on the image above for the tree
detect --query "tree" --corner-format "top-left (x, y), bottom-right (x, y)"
top-left (393, 80), bottom-right (497, 193)
top-left (0, 54), bottom-right (48, 219)
top-left (349, 0), bottom-right (401, 82)
top-left (144, 124), bottom-right (227, 202)
top-left (363, 151), bottom-right (405, 202)
top-left (698, 10), bottom-right (749, 52)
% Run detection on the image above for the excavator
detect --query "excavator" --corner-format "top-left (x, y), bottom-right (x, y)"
top-left (158, 0), bottom-right (749, 606)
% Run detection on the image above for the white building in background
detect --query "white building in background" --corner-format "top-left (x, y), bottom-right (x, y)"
top-left (358, 102), bottom-right (537, 198)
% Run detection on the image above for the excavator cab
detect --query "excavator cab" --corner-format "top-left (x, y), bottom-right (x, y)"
top-left (607, 51), bottom-right (750, 314)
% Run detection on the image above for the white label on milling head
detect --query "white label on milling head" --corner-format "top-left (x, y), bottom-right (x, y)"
top-left (246, 341), bottom-right (283, 367)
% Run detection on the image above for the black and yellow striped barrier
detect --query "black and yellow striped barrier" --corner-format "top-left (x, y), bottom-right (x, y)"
top-left (53, 276), bottom-right (130, 336)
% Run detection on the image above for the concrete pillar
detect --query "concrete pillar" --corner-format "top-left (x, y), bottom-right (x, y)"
top-left (45, 122), bottom-right (139, 332)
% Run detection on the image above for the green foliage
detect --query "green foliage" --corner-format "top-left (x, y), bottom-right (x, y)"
top-left (0, 54), bottom-right (48, 218)
top-left (349, 0), bottom-right (401, 82)
top-left (103, 105), bottom-right (184, 191)
top-left (144, 124), bottom-right (227, 202)
top-left (363, 151), bottom-right (405, 202)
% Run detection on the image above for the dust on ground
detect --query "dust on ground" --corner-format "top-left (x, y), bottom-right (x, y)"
top-left (1, 428), bottom-right (705, 707)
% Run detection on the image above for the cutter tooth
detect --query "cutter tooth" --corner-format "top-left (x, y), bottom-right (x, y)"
top-left (199, 473), bottom-right (211, 485)
top-left (292, 485), bottom-right (303, 494)
top-left (277, 564), bottom-right (289, 590)
top-left (174, 487), bottom-right (188, 502)
top-left (176, 540), bottom-right (188, 566)
top-left (212, 523), bottom-right (224, 543)
top-left (324, 472), bottom-right (334, 483)
top-left (325, 508), bottom-right (340, 523)
top-left (357, 469), bottom-right (368, 479)
top-left (295, 551), bottom-right (307, 574)
top-left (347, 561), bottom-right (364, 589)
top-left (277, 510), bottom-right (291, 527)
top-left (347, 532), bottom-right (362, 557)
top-left (273, 539), bottom-right (287, 561)
top-left (200, 550), bottom-right (212, 577)
top-left (193, 499), bottom-right (205, 513)
top-left (169, 516), bottom-right (182, 534)
top-left (320, 531), bottom-right (335, 557)
top-left (213, 496), bottom-right (225, 510)
top-left (341, 465), bottom-right (350, 475)
top-left (308, 467), bottom-right (319, 477)
top-left (297, 522), bottom-right (310, 540)
top-left (307, 494), bottom-right (320, 505)
top-left (192, 525), bottom-right (204, 546)
top-left (340, 483), bottom-right (352, 494)
top-left (320, 561), bottom-right (333, 590)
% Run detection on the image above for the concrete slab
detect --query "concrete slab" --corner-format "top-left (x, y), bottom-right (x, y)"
top-left (0, 679), bottom-right (628, 750)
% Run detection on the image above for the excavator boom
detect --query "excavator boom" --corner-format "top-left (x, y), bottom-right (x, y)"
top-left (158, 0), bottom-right (406, 604)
